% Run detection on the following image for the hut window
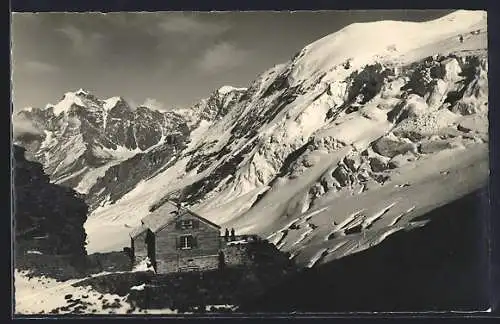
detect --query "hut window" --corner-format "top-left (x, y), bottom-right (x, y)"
top-left (179, 235), bottom-right (194, 249)
top-left (180, 220), bottom-right (194, 229)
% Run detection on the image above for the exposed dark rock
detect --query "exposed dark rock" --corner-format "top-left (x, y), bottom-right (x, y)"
top-left (373, 136), bottom-right (416, 158)
top-left (192, 87), bottom-right (246, 122)
top-left (419, 139), bottom-right (454, 154)
top-left (369, 156), bottom-right (389, 172)
top-left (327, 63), bottom-right (389, 119)
top-left (230, 85), bottom-right (299, 141)
top-left (273, 141), bottom-right (312, 181)
top-left (345, 63), bottom-right (387, 105)
top-left (76, 241), bottom-right (296, 311)
top-left (331, 165), bottom-right (350, 187)
top-left (451, 101), bottom-right (479, 116)
top-left (86, 134), bottom-right (189, 211)
top-left (457, 124), bottom-right (472, 133)
top-left (400, 58), bottom-right (438, 97)
top-left (387, 94), bottom-right (428, 123)
top-left (262, 68), bottom-right (291, 98)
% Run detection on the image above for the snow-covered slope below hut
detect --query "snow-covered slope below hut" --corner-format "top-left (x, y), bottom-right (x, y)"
top-left (13, 270), bottom-right (177, 315)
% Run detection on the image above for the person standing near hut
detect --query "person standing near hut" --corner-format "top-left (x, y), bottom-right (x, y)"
top-left (224, 228), bottom-right (229, 241)
top-left (230, 228), bottom-right (236, 241)
top-left (218, 251), bottom-right (225, 270)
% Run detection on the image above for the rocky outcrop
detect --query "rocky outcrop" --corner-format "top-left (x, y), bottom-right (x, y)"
top-left (13, 145), bottom-right (89, 256)
top-left (87, 140), bottom-right (188, 210)
top-left (104, 99), bottom-right (137, 150)
top-left (191, 87), bottom-right (247, 122)
top-left (388, 94), bottom-right (429, 123)
top-left (372, 135), bottom-right (417, 158)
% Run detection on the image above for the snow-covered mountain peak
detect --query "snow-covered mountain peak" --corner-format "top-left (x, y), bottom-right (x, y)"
top-left (15, 86), bottom-right (192, 196)
top-left (20, 106), bottom-right (35, 112)
top-left (38, 89), bottom-right (101, 116)
top-left (218, 85), bottom-right (248, 95)
top-left (434, 9), bottom-right (486, 24)
top-left (50, 91), bottom-right (86, 115)
top-left (39, 90), bottom-right (130, 116)
top-left (63, 88), bottom-right (93, 99)
top-left (103, 96), bottom-right (125, 110)
top-left (75, 88), bottom-right (89, 96)
top-left (289, 10), bottom-right (486, 87)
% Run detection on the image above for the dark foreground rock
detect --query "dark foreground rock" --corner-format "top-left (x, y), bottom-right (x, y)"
top-left (72, 241), bottom-right (297, 312)
top-left (13, 144), bottom-right (88, 256)
top-left (239, 188), bottom-right (490, 313)
top-left (16, 251), bottom-right (133, 282)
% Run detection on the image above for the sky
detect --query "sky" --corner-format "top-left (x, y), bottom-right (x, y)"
top-left (11, 10), bottom-right (454, 111)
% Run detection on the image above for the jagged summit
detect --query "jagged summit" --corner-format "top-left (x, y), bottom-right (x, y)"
top-left (63, 88), bottom-right (92, 99)
top-left (75, 88), bottom-right (89, 96)
top-left (40, 89), bottom-right (97, 115)
top-left (51, 91), bottom-right (86, 115)
top-left (218, 85), bottom-right (248, 95)
top-left (33, 90), bottom-right (128, 116)
top-left (103, 96), bottom-right (126, 110)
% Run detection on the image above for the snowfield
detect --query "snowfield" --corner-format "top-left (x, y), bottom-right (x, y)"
top-left (14, 269), bottom-right (182, 315)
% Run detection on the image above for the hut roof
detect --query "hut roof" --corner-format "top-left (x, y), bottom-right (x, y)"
top-left (129, 224), bottom-right (148, 239)
top-left (129, 200), bottom-right (220, 238)
top-left (142, 201), bottom-right (179, 233)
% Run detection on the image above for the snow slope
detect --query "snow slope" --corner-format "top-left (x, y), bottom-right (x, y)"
top-left (48, 91), bottom-right (86, 116)
top-left (13, 270), bottom-right (178, 315)
top-left (80, 10), bottom-right (489, 266)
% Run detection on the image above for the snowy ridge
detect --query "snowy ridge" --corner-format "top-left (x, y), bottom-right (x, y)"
top-left (50, 91), bottom-right (86, 115)
top-left (218, 85), bottom-right (248, 95)
top-left (21, 106), bottom-right (34, 112)
top-left (289, 10), bottom-right (486, 87)
top-left (103, 96), bottom-right (123, 110)
top-left (75, 88), bottom-right (89, 95)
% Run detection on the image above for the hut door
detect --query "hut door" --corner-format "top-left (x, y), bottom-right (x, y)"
top-left (146, 231), bottom-right (156, 270)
